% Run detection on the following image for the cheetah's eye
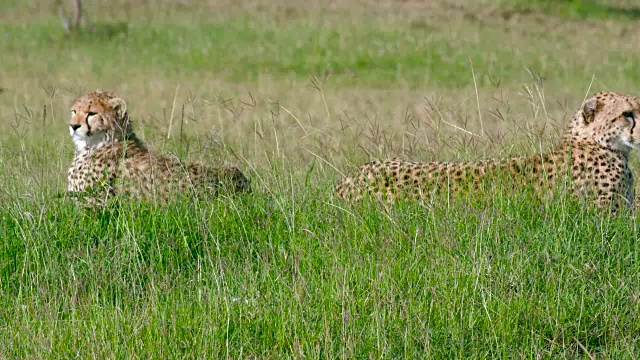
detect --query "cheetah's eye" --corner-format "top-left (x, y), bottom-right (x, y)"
top-left (71, 110), bottom-right (76, 116)
top-left (623, 111), bottom-right (635, 120)
top-left (87, 111), bottom-right (97, 117)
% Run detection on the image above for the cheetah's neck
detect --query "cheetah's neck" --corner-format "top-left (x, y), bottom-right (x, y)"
top-left (73, 132), bottom-right (145, 154)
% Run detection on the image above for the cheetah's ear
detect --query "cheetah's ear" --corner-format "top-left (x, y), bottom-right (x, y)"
top-left (108, 97), bottom-right (127, 120)
top-left (581, 97), bottom-right (598, 124)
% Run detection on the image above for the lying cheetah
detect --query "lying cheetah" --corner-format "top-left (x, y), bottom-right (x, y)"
top-left (67, 90), bottom-right (250, 206)
top-left (335, 92), bottom-right (640, 212)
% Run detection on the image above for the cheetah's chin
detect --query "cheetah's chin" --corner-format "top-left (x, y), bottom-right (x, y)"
top-left (72, 132), bottom-right (108, 150)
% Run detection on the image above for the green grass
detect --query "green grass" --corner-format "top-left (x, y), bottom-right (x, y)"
top-left (2, 3), bottom-right (640, 90)
top-left (509, 0), bottom-right (640, 21)
top-left (2, 186), bottom-right (640, 357)
top-left (1, 19), bottom-right (497, 88)
top-left (2, 0), bottom-right (640, 358)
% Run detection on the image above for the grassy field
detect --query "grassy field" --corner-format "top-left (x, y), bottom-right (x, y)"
top-left (2, 0), bottom-right (640, 357)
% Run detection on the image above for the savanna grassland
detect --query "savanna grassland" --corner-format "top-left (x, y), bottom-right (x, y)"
top-left (1, 0), bottom-right (640, 358)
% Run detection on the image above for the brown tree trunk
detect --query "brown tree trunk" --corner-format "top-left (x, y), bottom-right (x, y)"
top-left (57, 0), bottom-right (83, 32)
top-left (71, 0), bottom-right (82, 31)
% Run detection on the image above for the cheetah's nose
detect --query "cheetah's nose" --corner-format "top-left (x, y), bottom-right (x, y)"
top-left (70, 124), bottom-right (81, 131)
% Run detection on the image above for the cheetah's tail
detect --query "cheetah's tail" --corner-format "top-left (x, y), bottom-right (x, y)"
top-left (218, 165), bottom-right (252, 194)
top-left (334, 175), bottom-right (363, 202)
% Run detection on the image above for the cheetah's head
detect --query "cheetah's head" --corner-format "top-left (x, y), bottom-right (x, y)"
top-left (571, 91), bottom-right (640, 154)
top-left (69, 90), bottom-right (133, 151)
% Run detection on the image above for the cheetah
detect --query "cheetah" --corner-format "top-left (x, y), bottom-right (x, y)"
top-left (66, 90), bottom-right (250, 206)
top-left (335, 92), bottom-right (640, 212)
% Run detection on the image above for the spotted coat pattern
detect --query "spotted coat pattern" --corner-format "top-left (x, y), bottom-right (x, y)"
top-left (335, 92), bottom-right (640, 212)
top-left (67, 90), bottom-right (250, 206)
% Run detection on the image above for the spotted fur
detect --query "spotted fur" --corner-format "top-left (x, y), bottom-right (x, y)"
top-left (67, 90), bottom-right (250, 206)
top-left (335, 92), bottom-right (640, 212)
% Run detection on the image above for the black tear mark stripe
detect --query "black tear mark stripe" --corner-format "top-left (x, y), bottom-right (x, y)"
top-left (85, 114), bottom-right (92, 136)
